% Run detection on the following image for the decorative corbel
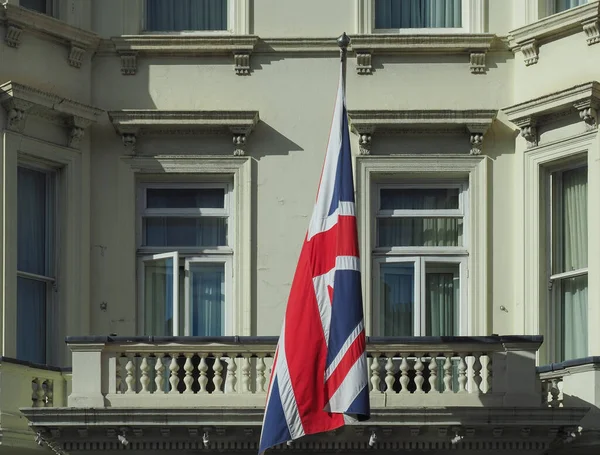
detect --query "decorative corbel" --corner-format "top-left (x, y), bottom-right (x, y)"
top-left (122, 133), bottom-right (137, 154)
top-left (68, 116), bottom-right (92, 148)
top-left (232, 133), bottom-right (247, 156)
top-left (582, 18), bottom-right (600, 46)
top-left (521, 39), bottom-right (538, 66)
top-left (356, 52), bottom-right (373, 75)
top-left (469, 52), bottom-right (486, 74)
top-left (514, 117), bottom-right (538, 148)
top-left (358, 133), bottom-right (372, 155)
top-left (5, 24), bottom-right (22, 48)
top-left (574, 99), bottom-right (598, 130)
top-left (120, 53), bottom-right (137, 76)
top-left (234, 52), bottom-right (251, 75)
top-left (68, 43), bottom-right (86, 69)
top-left (3, 99), bottom-right (33, 133)
top-left (466, 125), bottom-right (486, 155)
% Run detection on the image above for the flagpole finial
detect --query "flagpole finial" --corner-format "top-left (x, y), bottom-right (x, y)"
top-left (337, 32), bottom-right (350, 51)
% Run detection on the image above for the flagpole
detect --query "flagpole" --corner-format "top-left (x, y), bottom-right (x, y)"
top-left (337, 32), bottom-right (350, 96)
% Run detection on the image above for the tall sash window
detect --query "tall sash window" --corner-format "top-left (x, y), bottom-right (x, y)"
top-left (375, 0), bottom-right (462, 29)
top-left (145, 0), bottom-right (227, 32)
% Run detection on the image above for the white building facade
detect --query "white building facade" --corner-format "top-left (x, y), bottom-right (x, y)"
top-left (0, 0), bottom-right (599, 454)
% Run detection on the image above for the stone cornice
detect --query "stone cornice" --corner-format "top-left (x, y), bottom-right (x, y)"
top-left (503, 81), bottom-right (600, 147)
top-left (508, 1), bottom-right (600, 66)
top-left (0, 81), bottom-right (103, 148)
top-left (256, 37), bottom-right (341, 53)
top-left (347, 109), bottom-right (498, 155)
top-left (0, 3), bottom-right (100, 68)
top-left (107, 110), bottom-right (260, 155)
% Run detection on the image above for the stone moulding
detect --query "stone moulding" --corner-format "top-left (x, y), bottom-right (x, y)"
top-left (508, 1), bottom-right (600, 66)
top-left (503, 81), bottom-right (600, 148)
top-left (347, 109), bottom-right (498, 155)
top-left (0, 3), bottom-right (100, 68)
top-left (350, 34), bottom-right (497, 75)
top-left (107, 110), bottom-right (260, 156)
top-left (109, 35), bottom-right (259, 76)
top-left (0, 81), bottom-right (102, 148)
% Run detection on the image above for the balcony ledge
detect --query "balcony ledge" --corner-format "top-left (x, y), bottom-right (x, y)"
top-left (508, 1), bottom-right (600, 66)
top-left (1, 3), bottom-right (100, 68)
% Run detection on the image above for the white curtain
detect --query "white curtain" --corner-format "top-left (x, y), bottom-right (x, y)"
top-left (17, 166), bottom-right (49, 364)
top-left (558, 167), bottom-right (588, 360)
top-left (146, 0), bottom-right (227, 31)
top-left (189, 263), bottom-right (224, 336)
top-left (145, 217), bottom-right (227, 247)
top-left (426, 271), bottom-right (458, 336)
top-left (375, 0), bottom-right (462, 28)
top-left (555, 0), bottom-right (587, 13)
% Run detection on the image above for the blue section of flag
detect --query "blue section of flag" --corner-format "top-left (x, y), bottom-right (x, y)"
top-left (328, 107), bottom-right (355, 216)
top-left (259, 377), bottom-right (291, 454)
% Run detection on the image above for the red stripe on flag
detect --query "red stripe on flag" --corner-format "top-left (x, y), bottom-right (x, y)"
top-left (324, 330), bottom-right (366, 399)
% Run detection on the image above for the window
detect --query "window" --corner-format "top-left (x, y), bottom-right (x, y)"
top-left (372, 183), bottom-right (468, 336)
top-left (551, 0), bottom-right (587, 15)
top-left (20, 0), bottom-right (52, 15)
top-left (145, 0), bottom-right (227, 32)
top-left (17, 165), bottom-right (56, 364)
top-left (138, 183), bottom-right (232, 336)
top-left (375, 0), bottom-right (462, 29)
top-left (549, 164), bottom-right (588, 361)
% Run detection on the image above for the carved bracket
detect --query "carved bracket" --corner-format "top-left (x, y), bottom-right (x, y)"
top-left (4, 99), bottom-right (33, 133)
top-left (513, 117), bottom-right (538, 148)
top-left (574, 99), bottom-right (599, 130)
top-left (470, 52), bottom-right (486, 74)
top-left (469, 132), bottom-right (484, 155)
top-left (5, 24), bottom-right (22, 48)
top-left (68, 43), bottom-right (86, 69)
top-left (120, 53), bottom-right (138, 76)
top-left (582, 18), bottom-right (600, 45)
top-left (521, 39), bottom-right (538, 66)
top-left (233, 133), bottom-right (247, 156)
top-left (358, 133), bottom-right (372, 155)
top-left (356, 52), bottom-right (373, 75)
top-left (121, 133), bottom-right (137, 155)
top-left (234, 53), bottom-right (251, 75)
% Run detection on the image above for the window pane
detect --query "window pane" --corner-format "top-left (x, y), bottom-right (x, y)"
top-left (20, 0), bottom-right (47, 14)
top-left (426, 263), bottom-right (459, 336)
top-left (144, 217), bottom-right (227, 247)
top-left (375, 0), bottom-right (462, 29)
top-left (380, 188), bottom-right (459, 210)
top-left (17, 277), bottom-right (47, 364)
top-left (146, 0), bottom-right (227, 31)
top-left (555, 275), bottom-right (588, 361)
top-left (378, 218), bottom-right (463, 247)
top-left (562, 166), bottom-right (587, 271)
top-left (146, 188), bottom-right (225, 209)
top-left (554, 0), bottom-right (586, 13)
top-left (380, 263), bottom-right (414, 336)
top-left (17, 166), bottom-right (49, 276)
top-left (189, 263), bottom-right (224, 336)
top-left (144, 257), bottom-right (175, 336)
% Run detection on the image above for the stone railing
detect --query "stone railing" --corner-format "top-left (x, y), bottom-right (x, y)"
top-left (67, 335), bottom-right (543, 409)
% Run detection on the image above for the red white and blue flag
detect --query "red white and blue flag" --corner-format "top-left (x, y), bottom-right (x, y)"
top-left (258, 60), bottom-right (370, 454)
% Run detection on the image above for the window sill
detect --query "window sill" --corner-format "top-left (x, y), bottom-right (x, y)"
top-left (104, 34), bottom-right (259, 76)
top-left (508, 1), bottom-right (600, 66)
top-left (1, 3), bottom-right (100, 68)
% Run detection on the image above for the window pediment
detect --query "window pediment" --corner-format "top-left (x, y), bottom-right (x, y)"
top-left (107, 110), bottom-right (260, 156)
top-left (347, 109), bottom-right (497, 155)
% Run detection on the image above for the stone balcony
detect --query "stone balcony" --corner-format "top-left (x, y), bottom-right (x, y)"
top-left (19, 336), bottom-right (589, 454)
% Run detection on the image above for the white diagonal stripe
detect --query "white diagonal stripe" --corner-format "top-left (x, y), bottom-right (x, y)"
top-left (324, 321), bottom-right (364, 381)
top-left (325, 354), bottom-right (368, 413)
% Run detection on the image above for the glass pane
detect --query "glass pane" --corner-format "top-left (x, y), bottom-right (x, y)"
top-left (555, 275), bottom-right (588, 361)
top-left (378, 218), bottom-right (462, 247)
top-left (380, 187), bottom-right (459, 210)
top-left (375, 0), bottom-right (462, 29)
top-left (189, 263), bottom-right (225, 336)
top-left (554, 0), bottom-right (586, 13)
top-left (144, 217), bottom-right (227, 247)
top-left (144, 257), bottom-right (175, 336)
top-left (146, 187), bottom-right (225, 209)
top-left (17, 277), bottom-right (47, 364)
top-left (20, 0), bottom-right (47, 13)
top-left (380, 263), bottom-right (414, 336)
top-left (426, 263), bottom-right (459, 336)
top-left (561, 166), bottom-right (587, 271)
top-left (17, 166), bottom-right (50, 276)
top-left (146, 0), bottom-right (227, 31)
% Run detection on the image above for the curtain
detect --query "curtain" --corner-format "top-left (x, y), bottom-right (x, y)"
top-left (146, 0), bottom-right (227, 31)
top-left (145, 217), bottom-right (227, 247)
top-left (144, 257), bottom-right (175, 336)
top-left (20, 0), bottom-right (47, 14)
top-left (558, 166), bottom-right (588, 360)
top-left (426, 270), bottom-right (458, 336)
top-left (375, 0), bottom-right (462, 28)
top-left (189, 263), bottom-right (224, 336)
top-left (17, 278), bottom-right (47, 363)
top-left (381, 263), bottom-right (414, 336)
top-left (555, 0), bottom-right (587, 13)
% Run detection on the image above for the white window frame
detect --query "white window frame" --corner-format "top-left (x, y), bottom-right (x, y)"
top-left (357, 155), bottom-right (488, 337)
top-left (544, 0), bottom-right (593, 18)
top-left (141, 0), bottom-right (250, 35)
top-left (356, 0), bottom-right (486, 34)
top-left (136, 182), bottom-right (234, 337)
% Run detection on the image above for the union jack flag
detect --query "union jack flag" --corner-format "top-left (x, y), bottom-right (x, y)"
top-left (259, 59), bottom-right (370, 454)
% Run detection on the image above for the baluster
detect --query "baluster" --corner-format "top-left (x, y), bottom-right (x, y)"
top-left (399, 354), bottom-right (410, 394)
top-left (370, 354), bottom-right (381, 392)
top-left (457, 355), bottom-right (467, 393)
top-left (155, 353), bottom-right (165, 393)
top-left (241, 354), bottom-right (251, 393)
top-left (139, 356), bottom-right (150, 393)
top-left (31, 378), bottom-right (43, 407)
top-left (486, 354), bottom-right (492, 393)
top-left (213, 354), bottom-right (224, 393)
top-left (125, 355), bottom-right (135, 394)
top-left (184, 353), bottom-right (196, 393)
top-left (414, 356), bottom-right (424, 393)
top-left (384, 353), bottom-right (395, 394)
top-left (43, 380), bottom-right (53, 407)
top-left (225, 353), bottom-right (238, 393)
top-left (116, 355), bottom-right (124, 393)
top-left (428, 356), bottom-right (439, 393)
top-left (549, 379), bottom-right (561, 408)
top-left (443, 354), bottom-right (453, 393)
top-left (169, 353), bottom-right (180, 394)
top-left (256, 354), bottom-right (267, 393)
top-left (471, 353), bottom-right (482, 394)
